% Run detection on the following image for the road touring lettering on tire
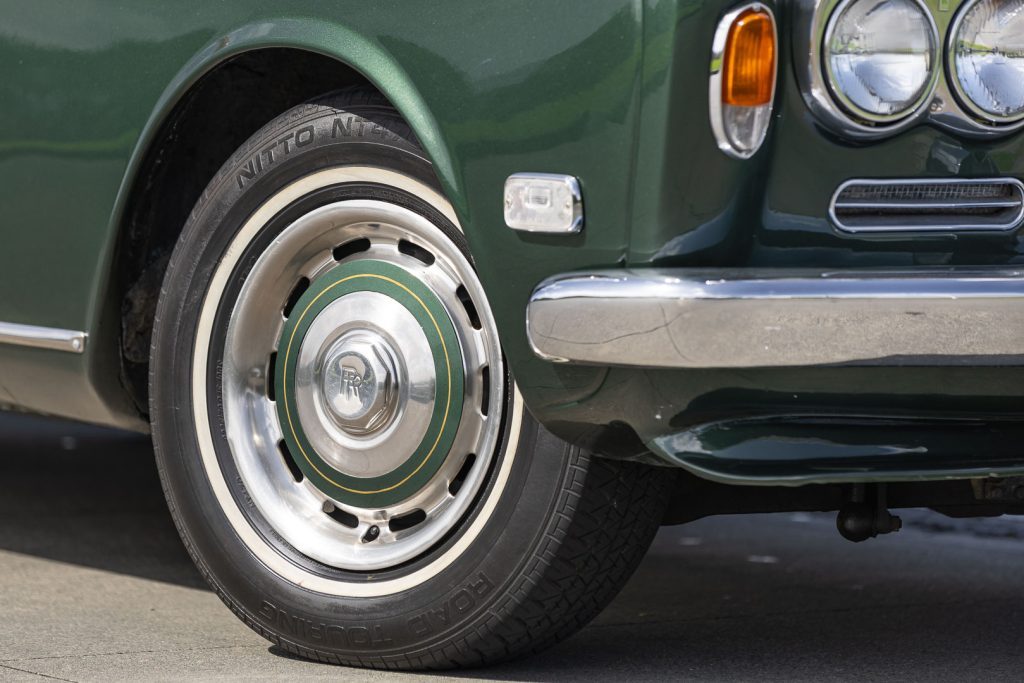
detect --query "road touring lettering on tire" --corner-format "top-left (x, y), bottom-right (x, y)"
top-left (406, 572), bottom-right (495, 637)
top-left (257, 601), bottom-right (394, 648)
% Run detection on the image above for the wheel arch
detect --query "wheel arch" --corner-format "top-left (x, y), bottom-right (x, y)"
top-left (89, 21), bottom-right (464, 418)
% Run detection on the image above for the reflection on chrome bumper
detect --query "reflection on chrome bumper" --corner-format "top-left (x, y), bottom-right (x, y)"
top-left (526, 269), bottom-right (1024, 368)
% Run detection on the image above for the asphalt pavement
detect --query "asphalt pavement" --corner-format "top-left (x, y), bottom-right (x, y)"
top-left (2, 411), bottom-right (1024, 682)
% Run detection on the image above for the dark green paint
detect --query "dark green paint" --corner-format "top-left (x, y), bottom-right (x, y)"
top-left (653, 416), bottom-right (1024, 485)
top-left (275, 260), bottom-right (463, 509)
top-left (0, 0), bottom-right (1021, 485)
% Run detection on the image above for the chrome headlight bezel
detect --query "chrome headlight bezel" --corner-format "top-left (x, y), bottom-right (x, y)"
top-left (795, 0), bottom-right (1024, 139)
top-left (947, 0), bottom-right (1024, 126)
top-left (822, 0), bottom-right (941, 125)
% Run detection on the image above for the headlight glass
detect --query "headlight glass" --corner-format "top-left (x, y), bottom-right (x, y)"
top-left (824, 0), bottom-right (937, 122)
top-left (952, 0), bottom-right (1024, 123)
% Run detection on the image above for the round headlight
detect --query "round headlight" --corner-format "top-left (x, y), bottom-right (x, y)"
top-left (951, 0), bottom-right (1024, 124)
top-left (824, 0), bottom-right (938, 123)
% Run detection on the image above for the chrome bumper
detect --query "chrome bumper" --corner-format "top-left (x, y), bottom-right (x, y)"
top-left (526, 268), bottom-right (1024, 368)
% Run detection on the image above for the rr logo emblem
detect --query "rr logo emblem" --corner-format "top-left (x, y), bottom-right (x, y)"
top-left (340, 365), bottom-right (365, 399)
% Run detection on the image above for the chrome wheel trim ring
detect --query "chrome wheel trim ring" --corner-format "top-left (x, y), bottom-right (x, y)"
top-left (192, 167), bottom-right (522, 590)
top-left (224, 200), bottom-right (496, 570)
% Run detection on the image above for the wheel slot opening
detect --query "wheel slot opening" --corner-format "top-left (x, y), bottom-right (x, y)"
top-left (277, 440), bottom-right (304, 483)
top-left (456, 285), bottom-right (482, 329)
top-left (282, 276), bottom-right (310, 318)
top-left (266, 352), bottom-right (277, 401)
top-left (388, 508), bottom-right (427, 532)
top-left (398, 239), bottom-right (435, 265)
top-left (322, 501), bottom-right (359, 529)
top-left (332, 237), bottom-right (371, 262)
top-left (448, 453), bottom-right (477, 496)
top-left (480, 366), bottom-right (490, 417)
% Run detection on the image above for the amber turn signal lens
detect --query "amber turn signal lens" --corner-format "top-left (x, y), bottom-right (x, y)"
top-left (721, 9), bottom-right (776, 107)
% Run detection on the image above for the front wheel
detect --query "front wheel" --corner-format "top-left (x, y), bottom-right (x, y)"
top-left (150, 90), bottom-right (672, 669)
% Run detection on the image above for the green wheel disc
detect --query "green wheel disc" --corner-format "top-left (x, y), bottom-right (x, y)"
top-left (275, 259), bottom-right (464, 508)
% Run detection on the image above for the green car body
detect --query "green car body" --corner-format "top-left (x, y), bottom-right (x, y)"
top-left (2, 0), bottom-right (1024, 486)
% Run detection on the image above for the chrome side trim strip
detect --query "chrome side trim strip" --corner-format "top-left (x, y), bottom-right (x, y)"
top-left (527, 268), bottom-right (1024, 368)
top-left (0, 322), bottom-right (87, 354)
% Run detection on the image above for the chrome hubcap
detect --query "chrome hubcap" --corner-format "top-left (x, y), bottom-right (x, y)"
top-left (320, 331), bottom-right (398, 435)
top-left (292, 291), bottom-right (439, 479)
top-left (220, 195), bottom-right (503, 571)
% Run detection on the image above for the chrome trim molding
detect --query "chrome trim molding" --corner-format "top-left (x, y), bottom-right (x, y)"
top-left (795, 0), bottom-right (1024, 139)
top-left (829, 177), bottom-right (1024, 233)
top-left (527, 268), bottom-right (1024, 368)
top-left (0, 322), bottom-right (86, 354)
top-left (708, 2), bottom-right (777, 159)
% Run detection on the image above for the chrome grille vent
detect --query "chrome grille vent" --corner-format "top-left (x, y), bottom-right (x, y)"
top-left (830, 178), bottom-right (1024, 233)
